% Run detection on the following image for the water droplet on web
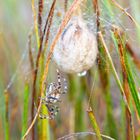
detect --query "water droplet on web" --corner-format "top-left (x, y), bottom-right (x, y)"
top-left (77, 71), bottom-right (87, 77)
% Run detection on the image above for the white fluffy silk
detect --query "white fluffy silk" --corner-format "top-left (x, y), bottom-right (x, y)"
top-left (53, 16), bottom-right (98, 73)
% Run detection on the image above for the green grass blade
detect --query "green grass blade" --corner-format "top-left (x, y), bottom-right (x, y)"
top-left (38, 108), bottom-right (50, 140)
top-left (21, 82), bottom-right (30, 137)
top-left (38, 56), bottom-right (50, 140)
top-left (98, 38), bottom-right (118, 139)
top-left (125, 52), bottom-right (140, 117)
top-left (87, 107), bottom-right (102, 140)
top-left (4, 92), bottom-right (10, 140)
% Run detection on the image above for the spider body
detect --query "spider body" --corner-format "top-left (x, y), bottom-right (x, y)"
top-left (38, 69), bottom-right (67, 119)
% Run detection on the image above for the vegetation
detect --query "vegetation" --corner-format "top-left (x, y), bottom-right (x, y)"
top-left (0, 0), bottom-right (140, 139)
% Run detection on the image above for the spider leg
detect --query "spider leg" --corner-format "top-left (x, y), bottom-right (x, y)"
top-left (34, 102), bottom-right (46, 117)
top-left (56, 69), bottom-right (68, 94)
top-left (39, 113), bottom-right (51, 119)
top-left (38, 97), bottom-right (48, 105)
top-left (63, 78), bottom-right (68, 94)
top-left (56, 69), bottom-right (62, 93)
top-left (47, 96), bottom-right (62, 103)
top-left (46, 104), bottom-right (59, 119)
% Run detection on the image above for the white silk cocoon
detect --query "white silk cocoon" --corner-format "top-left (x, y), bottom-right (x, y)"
top-left (53, 17), bottom-right (98, 73)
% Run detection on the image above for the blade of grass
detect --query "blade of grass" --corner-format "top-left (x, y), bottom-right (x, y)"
top-left (38, 0), bottom-right (44, 38)
top-left (112, 26), bottom-right (135, 140)
top-left (21, 82), bottom-right (30, 137)
top-left (44, 0), bottom-right (56, 52)
top-left (38, 49), bottom-right (51, 140)
top-left (31, 0), bottom-right (42, 138)
top-left (38, 107), bottom-right (50, 140)
top-left (101, 0), bottom-right (114, 18)
top-left (112, 26), bottom-right (140, 118)
top-left (28, 30), bottom-right (34, 72)
top-left (31, 0), bottom-right (40, 48)
top-left (4, 91), bottom-right (9, 140)
top-left (75, 77), bottom-right (86, 131)
top-left (87, 107), bottom-right (102, 140)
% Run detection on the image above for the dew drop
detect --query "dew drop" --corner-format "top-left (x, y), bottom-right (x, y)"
top-left (77, 71), bottom-right (87, 77)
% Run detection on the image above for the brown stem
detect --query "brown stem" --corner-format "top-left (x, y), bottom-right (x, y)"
top-left (92, 0), bottom-right (100, 30)
top-left (38, 0), bottom-right (43, 38)
top-left (45, 0), bottom-right (56, 45)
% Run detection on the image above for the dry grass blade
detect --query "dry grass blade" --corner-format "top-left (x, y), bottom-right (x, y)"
top-left (112, 26), bottom-right (135, 139)
top-left (92, 0), bottom-right (100, 29)
top-left (22, 0), bottom-right (84, 139)
top-left (44, 0), bottom-right (56, 46)
top-left (38, 0), bottom-right (44, 37)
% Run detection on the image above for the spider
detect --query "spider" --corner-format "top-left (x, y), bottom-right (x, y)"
top-left (37, 69), bottom-right (68, 119)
